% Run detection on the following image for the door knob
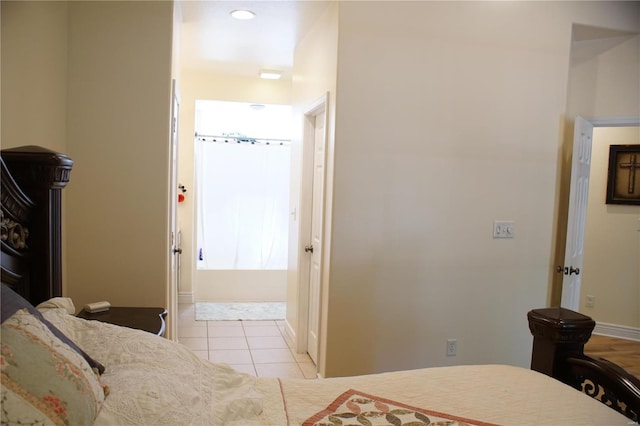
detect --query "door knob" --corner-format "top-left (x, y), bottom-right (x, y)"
top-left (173, 247), bottom-right (182, 254)
top-left (304, 245), bottom-right (314, 253)
top-left (556, 265), bottom-right (580, 275)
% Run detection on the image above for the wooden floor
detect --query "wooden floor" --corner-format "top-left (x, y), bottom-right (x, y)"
top-left (584, 334), bottom-right (640, 378)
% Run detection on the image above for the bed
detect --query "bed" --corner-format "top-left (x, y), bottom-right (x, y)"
top-left (2, 146), bottom-right (639, 425)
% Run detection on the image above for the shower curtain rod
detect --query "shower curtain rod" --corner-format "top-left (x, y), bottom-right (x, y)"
top-left (195, 133), bottom-right (291, 144)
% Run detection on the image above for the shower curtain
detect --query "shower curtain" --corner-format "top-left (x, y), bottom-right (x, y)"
top-left (196, 139), bottom-right (291, 270)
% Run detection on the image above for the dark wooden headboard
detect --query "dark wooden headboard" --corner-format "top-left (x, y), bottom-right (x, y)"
top-left (1, 146), bottom-right (73, 305)
top-left (528, 307), bottom-right (640, 421)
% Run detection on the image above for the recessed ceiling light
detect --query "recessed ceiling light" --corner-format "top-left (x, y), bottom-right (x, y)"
top-left (259, 69), bottom-right (282, 80)
top-left (230, 9), bottom-right (255, 20)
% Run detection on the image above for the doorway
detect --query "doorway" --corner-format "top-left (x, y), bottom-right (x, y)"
top-left (560, 116), bottom-right (640, 340)
top-left (193, 101), bottom-right (292, 307)
top-left (295, 94), bottom-right (329, 369)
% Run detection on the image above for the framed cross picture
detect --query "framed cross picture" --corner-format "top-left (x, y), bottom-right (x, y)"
top-left (606, 144), bottom-right (640, 205)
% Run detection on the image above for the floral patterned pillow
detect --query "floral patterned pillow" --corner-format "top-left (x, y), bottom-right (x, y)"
top-left (1, 308), bottom-right (107, 425)
top-left (1, 284), bottom-right (105, 375)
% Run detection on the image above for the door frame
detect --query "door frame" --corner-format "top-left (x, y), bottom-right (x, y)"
top-left (560, 115), bottom-right (640, 310)
top-left (167, 79), bottom-right (180, 341)
top-left (296, 93), bottom-right (329, 365)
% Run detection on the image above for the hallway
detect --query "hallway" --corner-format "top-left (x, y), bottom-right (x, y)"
top-left (177, 303), bottom-right (317, 379)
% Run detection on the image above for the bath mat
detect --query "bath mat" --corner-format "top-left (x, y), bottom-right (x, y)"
top-left (195, 302), bottom-right (286, 321)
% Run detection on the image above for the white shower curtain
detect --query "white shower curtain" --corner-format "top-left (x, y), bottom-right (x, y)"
top-left (196, 140), bottom-right (291, 270)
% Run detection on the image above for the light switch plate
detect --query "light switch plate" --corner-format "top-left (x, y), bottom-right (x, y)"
top-left (493, 221), bottom-right (515, 239)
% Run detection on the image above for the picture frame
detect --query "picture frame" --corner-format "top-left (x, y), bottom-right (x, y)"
top-left (606, 144), bottom-right (640, 205)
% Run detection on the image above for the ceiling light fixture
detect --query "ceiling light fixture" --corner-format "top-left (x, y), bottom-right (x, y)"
top-left (230, 9), bottom-right (255, 20)
top-left (259, 69), bottom-right (282, 80)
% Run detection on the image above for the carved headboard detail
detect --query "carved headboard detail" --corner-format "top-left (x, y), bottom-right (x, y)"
top-left (1, 158), bottom-right (35, 297)
top-left (565, 354), bottom-right (640, 421)
top-left (1, 211), bottom-right (30, 251)
top-left (1, 146), bottom-right (73, 305)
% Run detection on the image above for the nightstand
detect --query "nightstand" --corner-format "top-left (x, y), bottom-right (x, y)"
top-left (77, 307), bottom-right (167, 336)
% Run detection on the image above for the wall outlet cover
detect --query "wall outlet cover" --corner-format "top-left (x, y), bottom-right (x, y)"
top-left (447, 339), bottom-right (457, 356)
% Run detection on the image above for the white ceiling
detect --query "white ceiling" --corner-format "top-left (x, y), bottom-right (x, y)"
top-left (178, 1), bottom-right (330, 79)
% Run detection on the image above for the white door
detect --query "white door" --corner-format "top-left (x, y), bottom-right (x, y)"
top-left (561, 117), bottom-right (593, 310)
top-left (307, 110), bottom-right (326, 365)
top-left (168, 80), bottom-right (180, 340)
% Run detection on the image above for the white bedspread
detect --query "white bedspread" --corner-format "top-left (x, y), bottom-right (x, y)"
top-left (279, 365), bottom-right (631, 425)
top-left (41, 308), bottom-right (631, 426)
top-left (42, 308), bottom-right (286, 425)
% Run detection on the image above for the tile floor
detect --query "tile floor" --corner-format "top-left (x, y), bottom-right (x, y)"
top-left (177, 303), bottom-right (317, 379)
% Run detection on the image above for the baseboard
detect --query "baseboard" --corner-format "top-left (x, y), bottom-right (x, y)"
top-left (283, 320), bottom-right (323, 379)
top-left (594, 321), bottom-right (640, 342)
top-left (178, 292), bottom-right (194, 304)
top-left (283, 320), bottom-right (297, 351)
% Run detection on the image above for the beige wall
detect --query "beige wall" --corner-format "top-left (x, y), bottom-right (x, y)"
top-left (1, 2), bottom-right (174, 318)
top-left (580, 127), bottom-right (639, 328)
top-left (317, 1), bottom-right (640, 377)
top-left (1, 2), bottom-right (68, 154)
top-left (64, 1), bottom-right (173, 311)
top-left (567, 35), bottom-right (640, 118)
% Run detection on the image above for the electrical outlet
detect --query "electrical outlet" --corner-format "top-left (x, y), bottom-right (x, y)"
top-left (586, 295), bottom-right (595, 308)
top-left (447, 339), bottom-right (457, 356)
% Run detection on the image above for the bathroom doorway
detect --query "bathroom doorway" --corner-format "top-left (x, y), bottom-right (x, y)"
top-left (193, 100), bottom-right (292, 308)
